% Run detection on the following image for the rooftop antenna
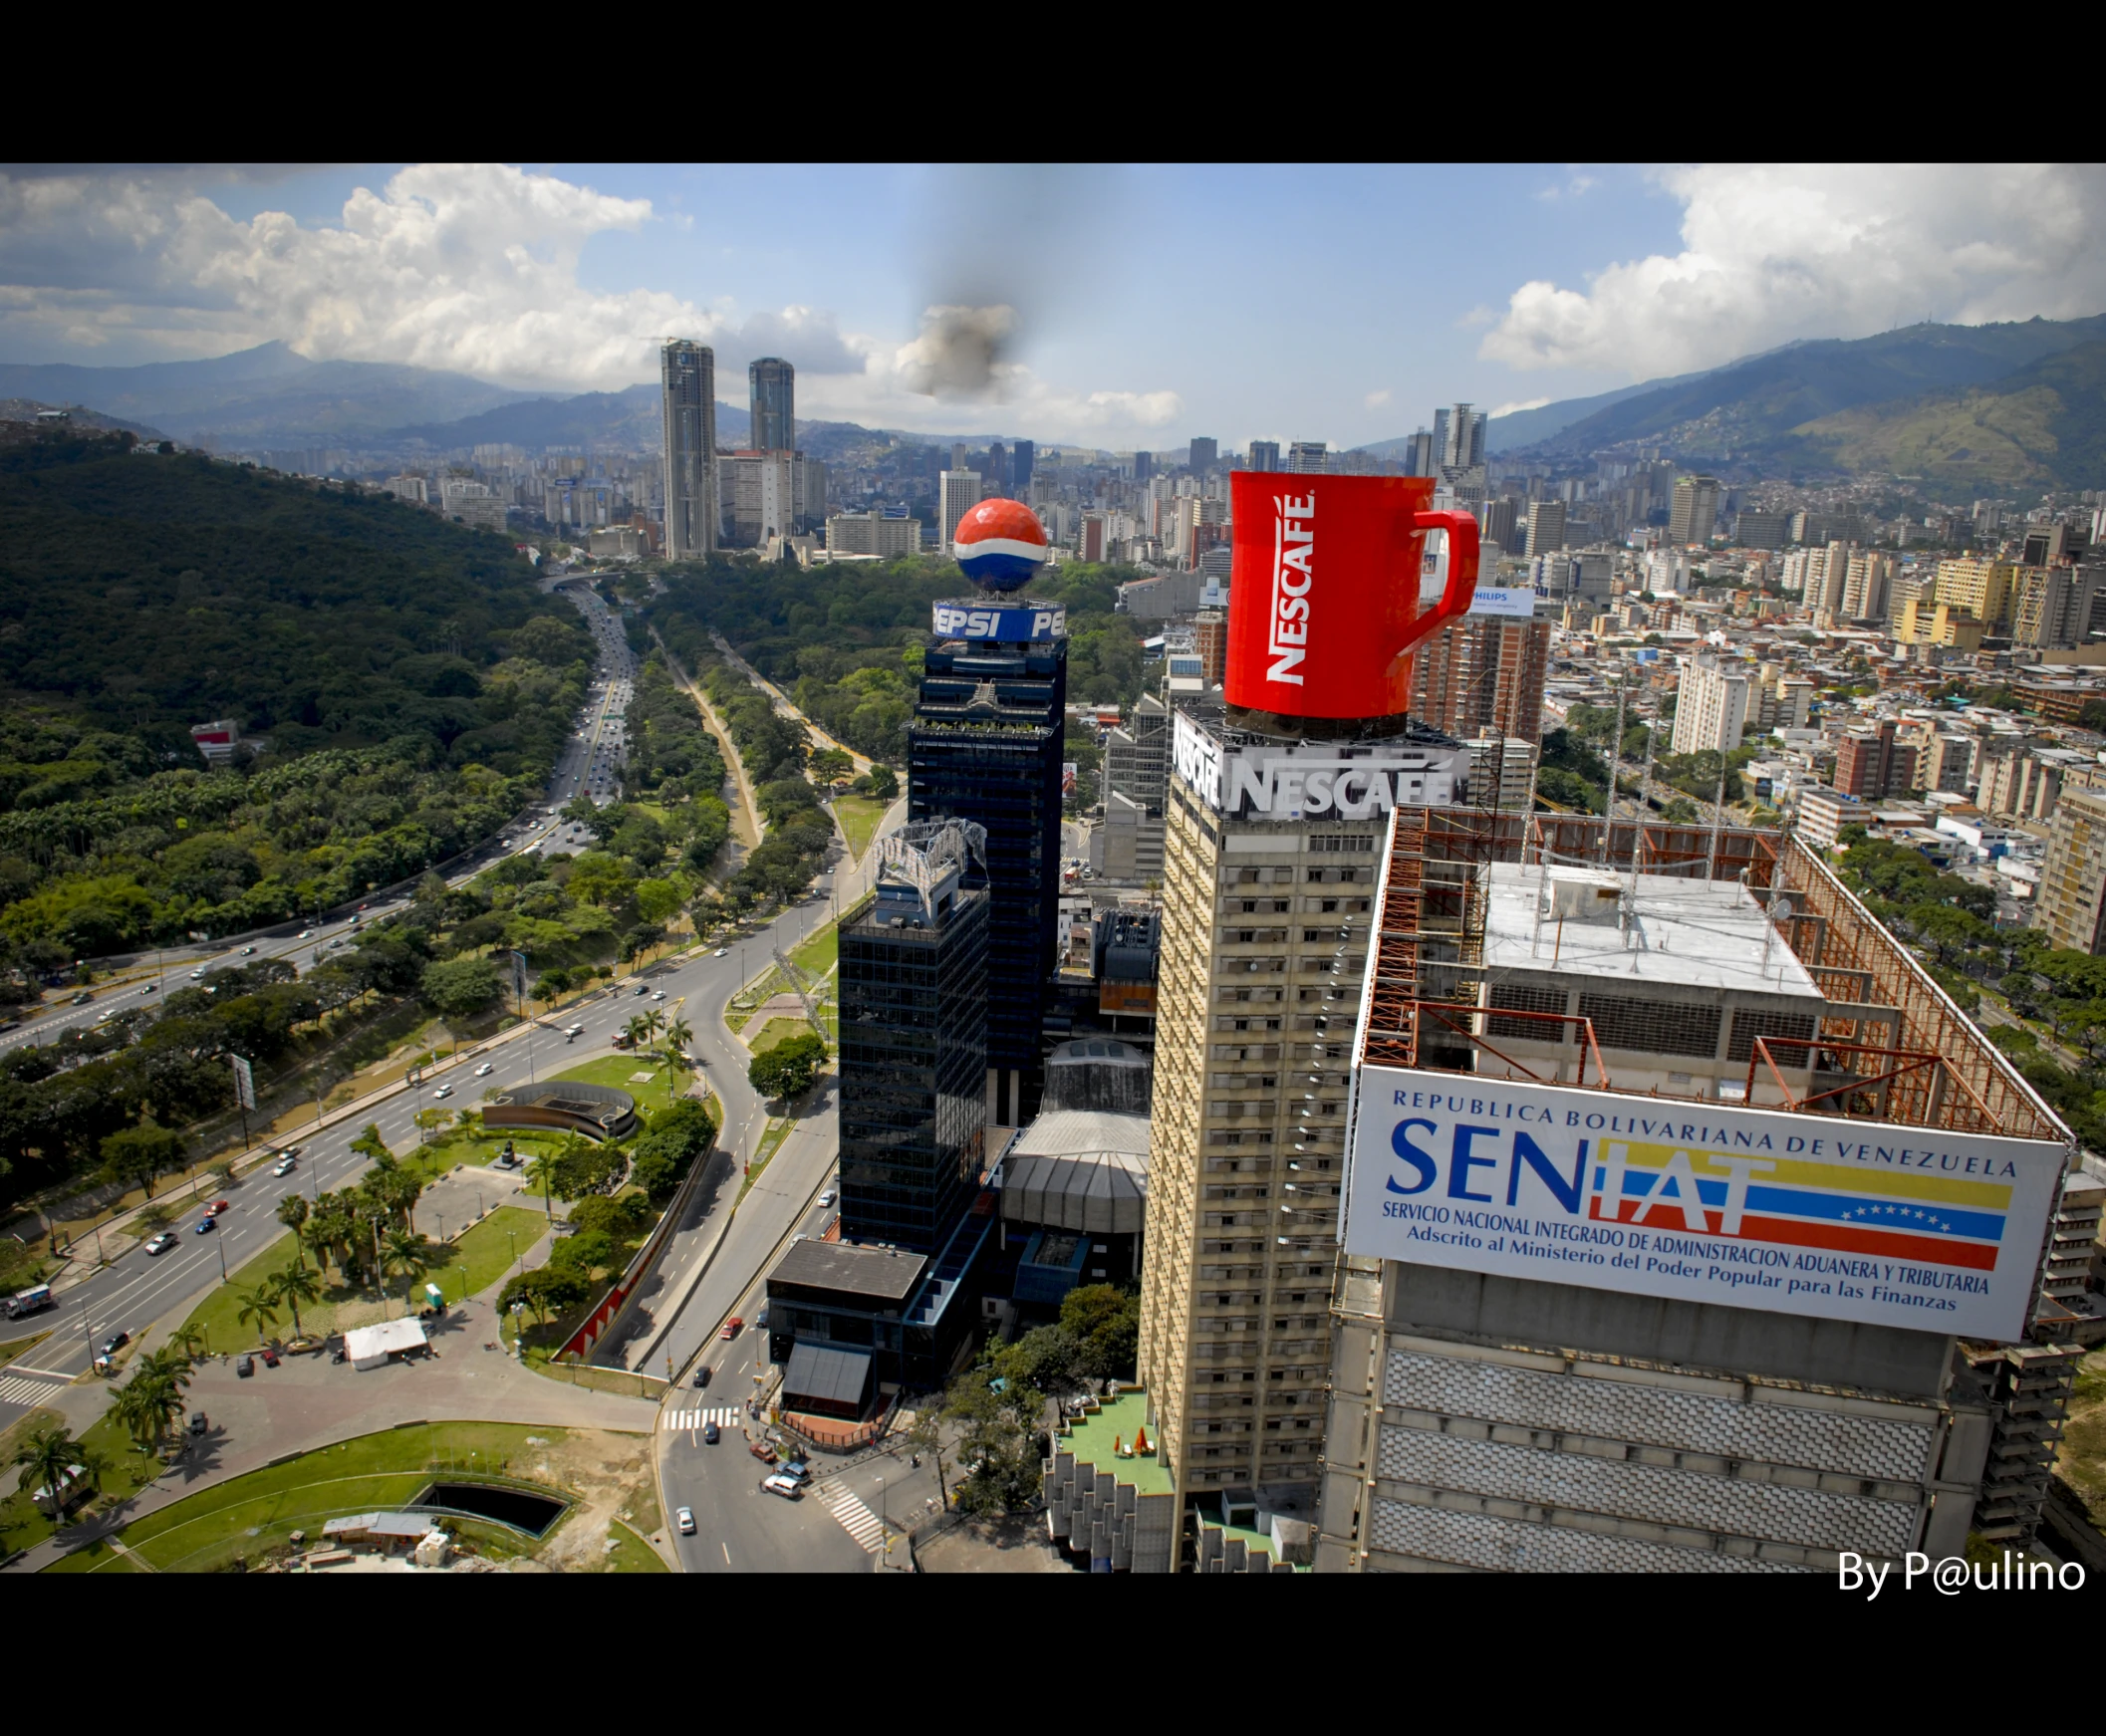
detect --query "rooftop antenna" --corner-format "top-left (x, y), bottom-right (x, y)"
top-left (1599, 685), bottom-right (1626, 869)
top-left (1624, 717), bottom-right (1654, 939)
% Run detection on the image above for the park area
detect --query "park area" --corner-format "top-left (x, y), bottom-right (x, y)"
top-left (832, 793), bottom-right (889, 861)
top-left (43, 1421), bottom-right (667, 1574)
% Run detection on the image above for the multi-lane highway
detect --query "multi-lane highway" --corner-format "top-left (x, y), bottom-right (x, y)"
top-left (0, 581), bottom-right (639, 1059)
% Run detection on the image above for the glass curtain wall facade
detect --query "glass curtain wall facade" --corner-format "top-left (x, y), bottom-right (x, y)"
top-left (749, 357), bottom-right (795, 453)
top-left (838, 889), bottom-right (990, 1250)
top-left (909, 637), bottom-right (1068, 1125)
top-left (660, 340), bottom-right (717, 559)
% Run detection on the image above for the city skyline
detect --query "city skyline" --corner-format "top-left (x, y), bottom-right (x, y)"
top-left (6, 163), bottom-right (2106, 447)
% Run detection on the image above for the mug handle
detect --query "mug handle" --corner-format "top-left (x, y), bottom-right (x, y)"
top-left (1389, 509), bottom-right (1482, 660)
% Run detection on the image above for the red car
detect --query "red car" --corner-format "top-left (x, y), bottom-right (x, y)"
top-left (260, 1346), bottom-right (280, 1367)
top-left (720, 1317), bottom-right (742, 1341)
top-left (203, 1199), bottom-right (230, 1217)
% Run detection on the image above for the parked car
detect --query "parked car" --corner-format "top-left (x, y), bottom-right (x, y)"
top-left (236, 1355), bottom-right (254, 1377)
top-left (188, 1411), bottom-right (207, 1435)
top-left (778, 1459), bottom-right (812, 1484)
top-left (271, 1155), bottom-right (298, 1177)
top-left (675, 1507), bottom-right (696, 1536)
top-left (720, 1317), bottom-right (742, 1341)
top-left (762, 1473), bottom-right (802, 1499)
top-left (703, 1421), bottom-right (720, 1445)
top-left (260, 1346), bottom-right (280, 1368)
top-left (748, 1439), bottom-right (777, 1465)
top-left (144, 1232), bottom-right (177, 1256)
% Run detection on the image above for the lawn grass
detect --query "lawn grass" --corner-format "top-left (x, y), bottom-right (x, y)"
top-left (0, 1330), bottom-right (50, 1370)
top-left (833, 793), bottom-right (890, 861)
top-left (747, 1017), bottom-right (826, 1055)
top-left (552, 1054), bottom-right (692, 1098)
top-left (604, 1518), bottom-right (669, 1572)
top-left (0, 1406), bottom-right (168, 1559)
top-left (177, 1204), bottom-right (550, 1351)
top-left (789, 921), bottom-right (839, 979)
top-left (45, 1420), bottom-right (575, 1573)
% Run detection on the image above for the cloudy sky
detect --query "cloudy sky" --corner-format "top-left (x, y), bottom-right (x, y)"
top-left (4, 163), bottom-right (2103, 448)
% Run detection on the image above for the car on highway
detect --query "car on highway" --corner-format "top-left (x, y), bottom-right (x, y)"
top-left (652, 990), bottom-right (666, 1002)
top-left (762, 1473), bottom-right (802, 1499)
top-left (566, 1023), bottom-right (584, 1038)
top-left (204, 1198), bottom-right (229, 1217)
top-left (297, 929), bottom-right (313, 939)
top-left (272, 1155), bottom-right (298, 1176)
top-left (633, 984), bottom-right (649, 997)
top-left (193, 1215), bottom-right (216, 1234)
top-left (431, 1084), bottom-right (453, 1099)
top-left (819, 1190), bottom-right (836, 1208)
top-left (71, 990), bottom-right (94, 1005)
top-left (102, 1330), bottom-right (129, 1357)
top-left (692, 1364), bottom-right (711, 1388)
top-left (714, 948), bottom-right (728, 958)
top-left (475, 1062), bottom-right (494, 1077)
top-left (703, 1421), bottom-right (720, 1444)
top-left (189, 967), bottom-right (207, 980)
top-left (720, 1317), bottom-right (741, 1341)
top-left (239, 945), bottom-right (256, 956)
top-left (675, 1507), bottom-right (696, 1536)
top-left (145, 1232), bottom-right (177, 1256)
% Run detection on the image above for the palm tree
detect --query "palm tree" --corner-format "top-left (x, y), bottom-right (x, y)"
top-left (299, 1217), bottom-right (335, 1280)
top-left (659, 1015), bottom-right (695, 1101)
top-left (643, 1007), bottom-right (667, 1046)
top-left (268, 1259), bottom-right (324, 1341)
top-left (115, 1370), bottom-right (179, 1455)
top-left (234, 1285), bottom-right (280, 1346)
top-left (13, 1423), bottom-right (84, 1508)
top-left (381, 1228), bottom-right (433, 1313)
top-left (624, 1014), bottom-right (652, 1052)
top-left (276, 1192), bottom-right (310, 1262)
top-left (169, 1322), bottom-right (211, 1365)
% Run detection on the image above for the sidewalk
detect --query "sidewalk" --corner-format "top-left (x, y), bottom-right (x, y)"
top-left (651, 625), bottom-right (764, 852)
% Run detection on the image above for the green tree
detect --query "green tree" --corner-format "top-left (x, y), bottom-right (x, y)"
top-left (382, 1228), bottom-right (433, 1310)
top-left (748, 1031), bottom-right (827, 1100)
top-left (12, 1423), bottom-right (104, 1513)
top-left (267, 1258), bottom-right (323, 1340)
top-left (420, 956), bottom-right (501, 1023)
top-left (235, 1285), bottom-right (280, 1345)
top-left (866, 763), bottom-right (899, 802)
top-left (1058, 1284), bottom-right (1141, 1383)
top-left (634, 877), bottom-right (682, 927)
top-left (276, 1192), bottom-right (311, 1262)
top-left (98, 1118), bottom-right (186, 1200)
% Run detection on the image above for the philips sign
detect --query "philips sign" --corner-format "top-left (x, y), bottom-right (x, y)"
top-left (1342, 1068), bottom-right (2065, 1342)
top-left (931, 602), bottom-right (1066, 641)
top-left (1172, 708), bottom-right (1464, 820)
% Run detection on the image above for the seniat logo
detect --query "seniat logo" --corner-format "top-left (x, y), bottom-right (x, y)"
top-left (1268, 492), bottom-right (1315, 685)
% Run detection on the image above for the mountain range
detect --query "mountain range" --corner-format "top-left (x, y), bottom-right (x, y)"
top-left (1433, 314), bottom-right (2106, 488)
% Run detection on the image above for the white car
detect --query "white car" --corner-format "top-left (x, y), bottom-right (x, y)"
top-left (474, 1062), bottom-right (494, 1077)
top-left (819, 1190), bottom-right (836, 1208)
top-left (189, 967), bottom-right (207, 980)
top-left (675, 1506), bottom-right (696, 1536)
top-left (297, 929), bottom-right (313, 939)
top-left (432, 1084), bottom-right (454, 1100)
top-left (272, 1156), bottom-right (298, 1177)
top-left (762, 1474), bottom-right (802, 1500)
top-left (714, 948), bottom-right (728, 958)
top-left (652, 990), bottom-right (666, 1002)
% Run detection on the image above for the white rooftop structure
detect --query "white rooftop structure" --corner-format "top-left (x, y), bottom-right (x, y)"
top-left (1482, 863), bottom-right (1822, 999)
top-left (343, 1317), bottom-right (428, 1369)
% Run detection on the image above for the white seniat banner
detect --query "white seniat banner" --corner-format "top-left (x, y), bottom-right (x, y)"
top-left (1344, 1067), bottom-right (2065, 1342)
top-left (229, 1054), bottom-right (256, 1112)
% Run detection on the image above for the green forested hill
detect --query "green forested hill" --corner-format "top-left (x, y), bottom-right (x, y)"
top-left (0, 430), bottom-right (593, 961)
top-left (1783, 339), bottom-right (2106, 489)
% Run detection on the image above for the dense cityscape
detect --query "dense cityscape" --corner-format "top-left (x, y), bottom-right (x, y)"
top-left (0, 163), bottom-right (2099, 1587)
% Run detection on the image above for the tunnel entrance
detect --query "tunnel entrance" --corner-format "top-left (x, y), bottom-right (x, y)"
top-left (416, 1482), bottom-right (567, 1537)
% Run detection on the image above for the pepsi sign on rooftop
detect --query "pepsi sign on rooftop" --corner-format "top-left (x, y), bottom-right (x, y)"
top-left (953, 497), bottom-right (1049, 593)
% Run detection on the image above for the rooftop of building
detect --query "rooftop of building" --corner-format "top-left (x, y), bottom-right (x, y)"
top-left (1055, 1390), bottom-right (1173, 1498)
top-left (1484, 863), bottom-right (1823, 999)
top-left (767, 1239), bottom-right (927, 1303)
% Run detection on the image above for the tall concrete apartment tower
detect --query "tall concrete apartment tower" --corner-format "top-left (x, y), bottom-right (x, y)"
top-left (748, 357), bottom-right (795, 454)
top-left (1669, 473), bottom-right (1719, 547)
top-left (660, 339), bottom-right (717, 560)
top-left (1247, 440), bottom-right (1281, 473)
top-left (1137, 700), bottom-right (1470, 1516)
top-left (938, 470), bottom-right (983, 555)
top-left (909, 603), bottom-right (1068, 1128)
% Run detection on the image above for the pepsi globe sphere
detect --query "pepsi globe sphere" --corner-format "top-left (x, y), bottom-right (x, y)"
top-left (953, 497), bottom-right (1050, 593)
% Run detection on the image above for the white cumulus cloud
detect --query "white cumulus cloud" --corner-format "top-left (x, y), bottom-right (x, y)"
top-left (1481, 163), bottom-right (2106, 378)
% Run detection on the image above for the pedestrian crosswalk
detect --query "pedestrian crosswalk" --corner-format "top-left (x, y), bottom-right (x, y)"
top-left (822, 1486), bottom-right (886, 1553)
top-left (662, 1405), bottom-right (743, 1433)
top-left (0, 1373), bottom-right (66, 1409)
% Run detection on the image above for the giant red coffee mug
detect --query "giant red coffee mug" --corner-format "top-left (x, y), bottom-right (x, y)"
top-left (1224, 472), bottom-right (1479, 722)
